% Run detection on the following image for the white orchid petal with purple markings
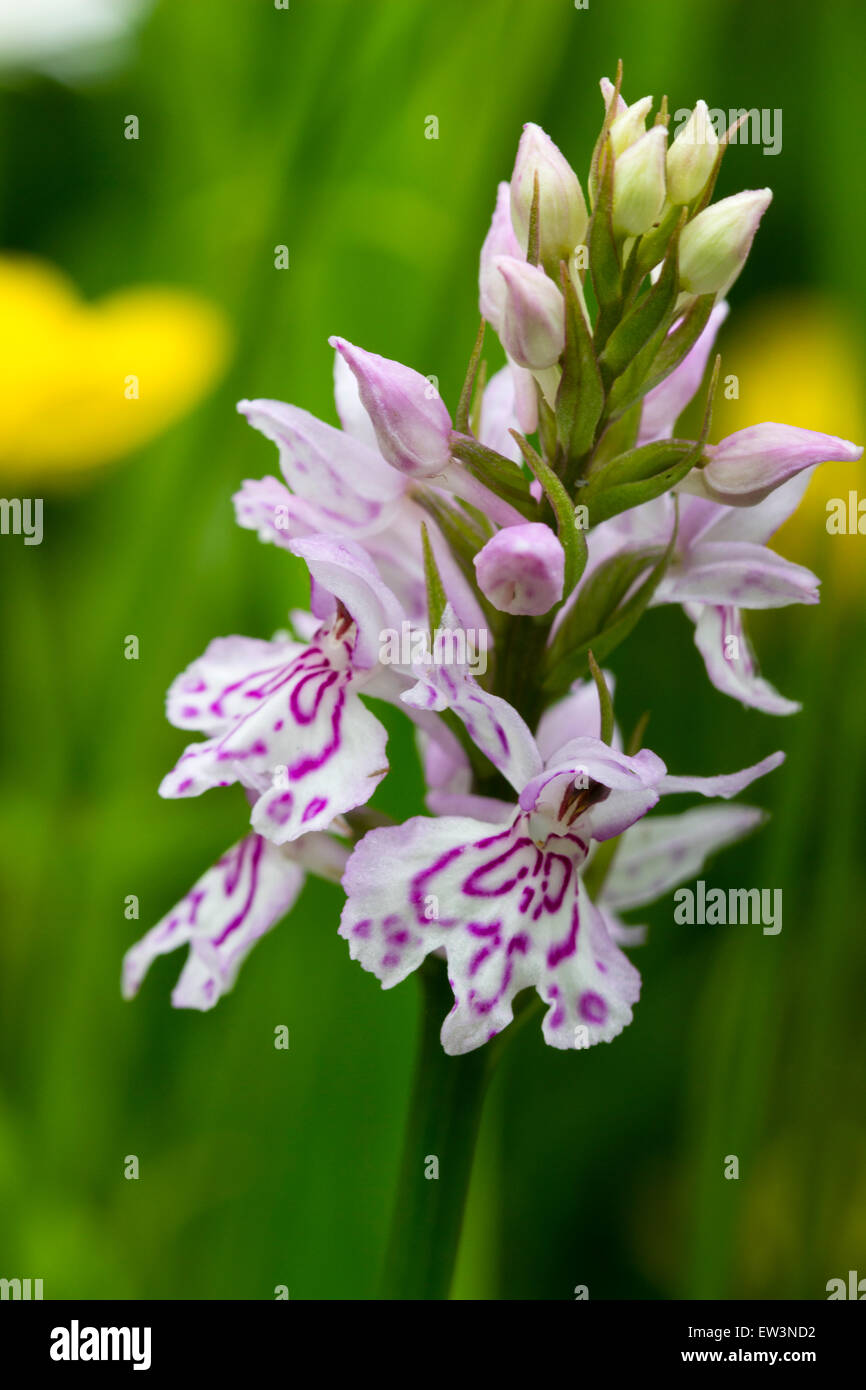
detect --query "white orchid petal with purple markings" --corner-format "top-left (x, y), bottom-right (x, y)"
top-left (660, 540), bottom-right (820, 608)
top-left (238, 397), bottom-right (404, 529)
top-left (689, 603), bottom-right (801, 715)
top-left (340, 814), bottom-right (640, 1053)
top-left (166, 633), bottom-right (304, 735)
top-left (601, 803), bottom-right (767, 911)
top-left (122, 834), bottom-right (305, 1011)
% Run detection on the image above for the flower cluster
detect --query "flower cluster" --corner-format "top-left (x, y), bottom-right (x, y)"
top-left (123, 70), bottom-right (861, 1054)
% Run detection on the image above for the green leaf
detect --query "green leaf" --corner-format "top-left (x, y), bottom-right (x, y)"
top-left (587, 649), bottom-right (614, 744)
top-left (601, 224), bottom-right (682, 419)
top-left (450, 436), bottom-right (537, 518)
top-left (543, 539), bottom-right (673, 696)
top-left (414, 491), bottom-right (497, 621)
top-left (510, 429), bottom-right (588, 597)
top-left (454, 319), bottom-right (486, 434)
top-left (586, 399), bottom-right (642, 472)
top-left (420, 522), bottom-right (447, 634)
top-left (639, 293), bottom-right (715, 398)
top-left (599, 220), bottom-right (681, 383)
top-left (581, 437), bottom-right (700, 524)
top-left (583, 352), bottom-right (720, 525)
top-left (556, 267), bottom-right (605, 475)
top-left (625, 203), bottom-right (681, 291)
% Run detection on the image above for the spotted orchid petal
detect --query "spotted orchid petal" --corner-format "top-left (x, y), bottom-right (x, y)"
top-left (601, 803), bottom-right (767, 912)
top-left (520, 738), bottom-right (667, 844)
top-left (340, 814), bottom-right (640, 1053)
top-left (659, 540), bottom-right (820, 608)
top-left (697, 467), bottom-right (817, 546)
top-left (238, 397), bottom-right (404, 530)
top-left (122, 834), bottom-right (304, 1011)
top-left (166, 633), bottom-right (304, 735)
top-left (290, 535), bottom-right (405, 669)
top-left (160, 541), bottom-right (405, 841)
top-left (657, 749), bottom-right (784, 798)
top-left (402, 606), bottom-right (542, 793)
top-left (688, 603), bottom-right (801, 715)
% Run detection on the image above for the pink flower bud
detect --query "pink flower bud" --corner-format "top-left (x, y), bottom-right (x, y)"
top-left (495, 257), bottom-right (565, 370)
top-left (329, 337), bottom-right (452, 479)
top-left (679, 189), bottom-right (772, 296)
top-left (479, 181), bottom-right (522, 330)
top-left (682, 423), bottom-right (863, 505)
top-left (510, 123), bottom-right (587, 266)
top-left (474, 522), bottom-right (565, 615)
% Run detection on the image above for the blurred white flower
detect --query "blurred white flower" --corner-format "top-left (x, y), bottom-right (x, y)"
top-left (0, 0), bottom-right (151, 80)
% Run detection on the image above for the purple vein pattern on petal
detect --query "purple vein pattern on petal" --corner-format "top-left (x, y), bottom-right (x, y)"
top-left (122, 834), bottom-right (304, 1010)
top-left (161, 626), bottom-right (389, 843)
top-left (339, 814), bottom-right (641, 1053)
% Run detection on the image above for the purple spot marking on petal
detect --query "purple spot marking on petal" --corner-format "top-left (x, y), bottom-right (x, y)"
top-left (579, 991), bottom-right (608, 1024)
top-left (265, 791), bottom-right (295, 825)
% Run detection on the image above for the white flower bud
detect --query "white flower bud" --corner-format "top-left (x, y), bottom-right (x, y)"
top-left (612, 126), bottom-right (667, 237)
top-left (666, 100), bottom-right (719, 205)
top-left (679, 189), bottom-right (772, 295)
top-left (609, 96), bottom-right (653, 156)
top-left (510, 123), bottom-right (588, 266)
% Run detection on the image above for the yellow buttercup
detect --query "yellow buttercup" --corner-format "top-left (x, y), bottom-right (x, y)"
top-left (0, 254), bottom-right (230, 485)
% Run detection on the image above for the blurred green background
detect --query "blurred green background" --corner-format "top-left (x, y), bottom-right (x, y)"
top-left (1, 0), bottom-right (864, 1300)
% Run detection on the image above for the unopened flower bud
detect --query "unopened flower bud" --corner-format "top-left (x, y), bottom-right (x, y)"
top-left (329, 337), bottom-right (452, 479)
top-left (495, 256), bottom-right (565, 370)
top-left (474, 522), bottom-right (565, 615)
top-left (682, 423), bottom-right (863, 505)
top-left (609, 95), bottom-right (653, 156)
top-left (678, 189), bottom-right (772, 295)
top-left (666, 100), bottom-right (718, 204)
top-left (612, 126), bottom-right (667, 237)
top-left (510, 123), bottom-right (588, 266)
top-left (599, 75), bottom-right (626, 117)
top-left (479, 181), bottom-right (522, 330)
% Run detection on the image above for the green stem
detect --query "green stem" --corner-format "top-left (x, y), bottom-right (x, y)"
top-left (379, 959), bottom-right (493, 1300)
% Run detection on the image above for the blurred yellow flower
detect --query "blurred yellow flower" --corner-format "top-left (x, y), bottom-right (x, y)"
top-left (0, 254), bottom-right (230, 486)
top-left (714, 293), bottom-right (865, 588)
